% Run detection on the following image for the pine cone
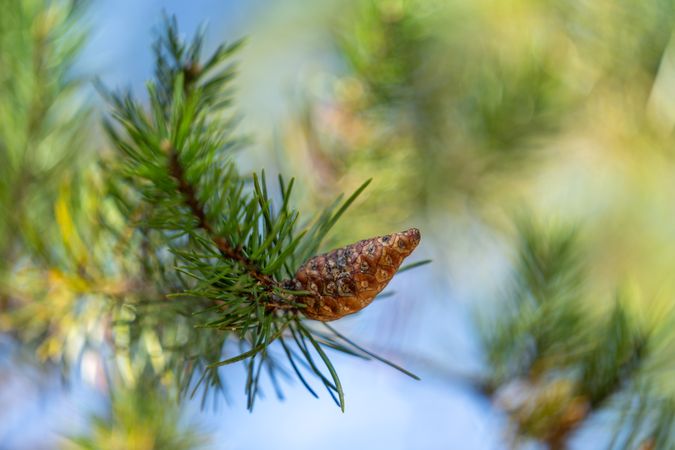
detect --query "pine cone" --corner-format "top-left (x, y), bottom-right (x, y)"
top-left (291, 228), bottom-right (421, 321)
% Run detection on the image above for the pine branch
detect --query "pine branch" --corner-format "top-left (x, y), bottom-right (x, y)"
top-left (99, 16), bottom-right (423, 411)
top-left (163, 140), bottom-right (278, 291)
top-left (480, 220), bottom-right (661, 449)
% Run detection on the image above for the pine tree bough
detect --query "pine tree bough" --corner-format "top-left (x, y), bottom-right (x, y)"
top-left (288, 228), bottom-right (421, 321)
top-left (100, 18), bottom-right (425, 408)
top-left (164, 139), bottom-right (420, 320)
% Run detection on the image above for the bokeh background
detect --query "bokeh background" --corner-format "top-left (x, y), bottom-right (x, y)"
top-left (3, 0), bottom-right (675, 449)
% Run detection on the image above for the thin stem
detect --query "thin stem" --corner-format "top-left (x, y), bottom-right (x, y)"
top-left (164, 140), bottom-right (281, 293)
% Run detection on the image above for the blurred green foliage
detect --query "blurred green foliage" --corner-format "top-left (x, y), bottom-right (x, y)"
top-left (65, 383), bottom-right (208, 450)
top-left (0, 0), bottom-right (103, 364)
top-left (479, 221), bottom-right (669, 449)
top-left (0, 0), bottom-right (90, 271)
top-left (284, 0), bottom-right (585, 239)
top-left (279, 0), bottom-right (675, 447)
top-left (284, 0), bottom-right (675, 255)
top-left (0, 2), bottom-right (211, 448)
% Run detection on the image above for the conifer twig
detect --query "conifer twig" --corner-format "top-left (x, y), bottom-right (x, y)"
top-left (163, 139), bottom-right (278, 290)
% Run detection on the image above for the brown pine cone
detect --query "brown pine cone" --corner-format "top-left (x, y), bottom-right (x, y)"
top-left (291, 228), bottom-right (421, 321)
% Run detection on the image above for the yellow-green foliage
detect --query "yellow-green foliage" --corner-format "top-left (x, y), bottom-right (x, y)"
top-left (64, 385), bottom-right (207, 450)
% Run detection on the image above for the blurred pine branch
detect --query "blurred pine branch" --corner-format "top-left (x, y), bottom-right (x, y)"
top-left (479, 220), bottom-right (674, 449)
top-left (0, 0), bottom-right (91, 275)
top-left (65, 381), bottom-right (209, 450)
